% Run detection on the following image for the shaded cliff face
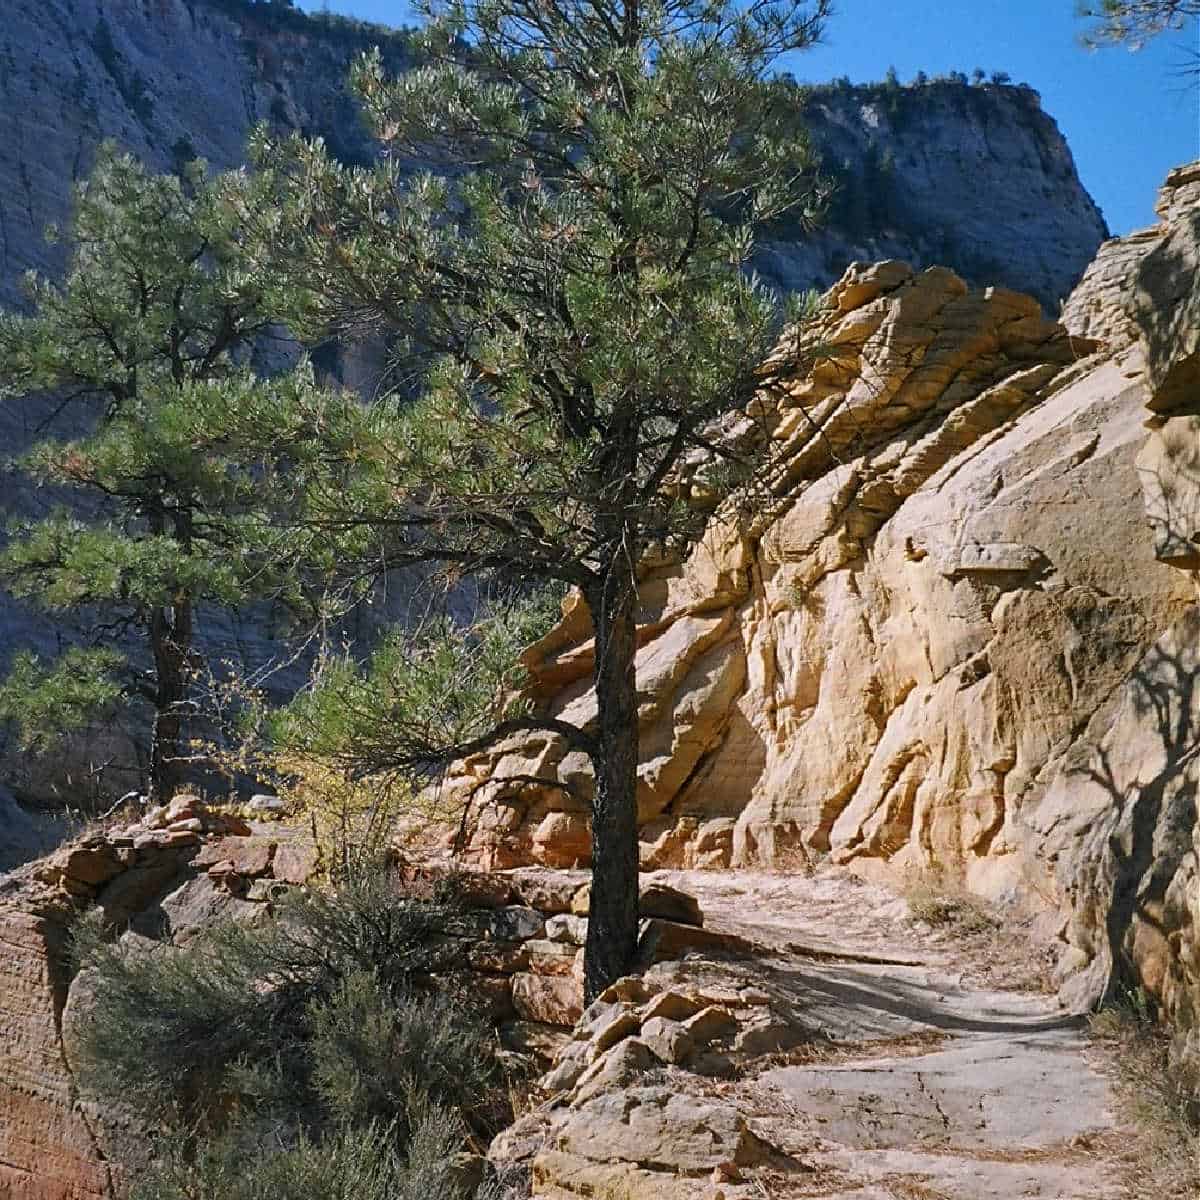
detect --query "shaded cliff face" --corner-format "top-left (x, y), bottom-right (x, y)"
top-left (0, 0), bottom-right (406, 804)
top-left (0, 0), bottom-right (409, 308)
top-left (0, 3), bottom-right (1105, 310)
top-left (451, 163), bottom-right (1200, 1025)
top-left (769, 80), bottom-right (1109, 311)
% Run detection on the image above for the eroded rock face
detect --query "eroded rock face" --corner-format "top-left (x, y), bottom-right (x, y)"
top-left (1034, 161), bottom-right (1200, 1022)
top-left (451, 259), bottom-right (1189, 888)
top-left (0, 907), bottom-right (115, 1200)
top-left (0, 785), bottom-right (55, 873)
top-left (454, 163), bottom-right (1200, 1023)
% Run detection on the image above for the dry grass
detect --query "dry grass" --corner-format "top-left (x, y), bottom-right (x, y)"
top-left (903, 877), bottom-right (997, 934)
top-left (875, 1177), bottom-right (956, 1200)
top-left (901, 875), bottom-right (1057, 994)
top-left (1089, 998), bottom-right (1200, 1199)
top-left (764, 840), bottom-right (826, 877)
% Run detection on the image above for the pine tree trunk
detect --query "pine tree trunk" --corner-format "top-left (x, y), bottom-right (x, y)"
top-left (148, 595), bottom-right (192, 802)
top-left (583, 552), bottom-right (641, 1003)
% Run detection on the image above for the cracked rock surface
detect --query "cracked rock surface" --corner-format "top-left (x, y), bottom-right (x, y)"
top-left (495, 868), bottom-right (1124, 1200)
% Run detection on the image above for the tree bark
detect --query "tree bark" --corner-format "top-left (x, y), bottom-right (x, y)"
top-left (148, 595), bottom-right (192, 802)
top-left (583, 545), bottom-right (641, 1003)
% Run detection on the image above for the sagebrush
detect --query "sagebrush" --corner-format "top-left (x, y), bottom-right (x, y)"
top-left (71, 862), bottom-right (516, 1196)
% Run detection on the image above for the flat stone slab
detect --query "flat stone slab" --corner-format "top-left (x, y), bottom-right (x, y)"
top-left (763, 1029), bottom-right (1109, 1152)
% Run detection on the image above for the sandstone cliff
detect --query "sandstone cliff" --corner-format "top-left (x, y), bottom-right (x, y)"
top-left (0, 2), bottom-right (1105, 313)
top-left (449, 163), bottom-right (1200, 1026)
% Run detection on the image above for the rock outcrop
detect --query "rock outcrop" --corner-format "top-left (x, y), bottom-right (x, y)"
top-left (766, 78), bottom-right (1108, 311)
top-left (452, 163), bottom-right (1200, 1025)
top-left (0, 785), bottom-right (55, 873)
top-left (0, 811), bottom-right (732, 1198)
top-left (1035, 162), bottom-right (1200, 1022)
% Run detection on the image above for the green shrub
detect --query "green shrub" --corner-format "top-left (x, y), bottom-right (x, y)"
top-left (130, 1108), bottom-right (475, 1200)
top-left (70, 861), bottom-right (507, 1150)
top-left (71, 916), bottom-right (291, 1126)
top-left (308, 969), bottom-right (502, 1135)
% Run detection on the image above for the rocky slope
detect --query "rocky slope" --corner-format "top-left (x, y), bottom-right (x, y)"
top-left (0, 814), bottom-right (1134, 1199)
top-left (450, 162), bottom-right (1200, 1027)
top-left (494, 867), bottom-right (1128, 1200)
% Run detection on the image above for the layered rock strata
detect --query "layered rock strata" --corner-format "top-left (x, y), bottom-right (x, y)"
top-left (451, 163), bottom-right (1200, 1024)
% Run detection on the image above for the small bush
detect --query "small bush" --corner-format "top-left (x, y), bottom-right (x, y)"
top-left (131, 1108), bottom-right (474, 1200)
top-left (308, 969), bottom-right (502, 1137)
top-left (71, 861), bottom-right (511, 1188)
top-left (1090, 996), bottom-right (1200, 1199)
top-left (903, 878), bottom-right (997, 935)
top-left (70, 912), bottom-right (291, 1126)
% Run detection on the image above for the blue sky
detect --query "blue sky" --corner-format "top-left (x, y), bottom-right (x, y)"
top-left (299, 1), bottom-right (1199, 235)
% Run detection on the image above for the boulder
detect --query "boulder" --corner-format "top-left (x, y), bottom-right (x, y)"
top-left (485, 906), bottom-right (546, 942)
top-left (506, 868), bottom-right (586, 914)
top-left (196, 837), bottom-right (274, 879)
top-left (640, 1016), bottom-right (695, 1065)
top-left (570, 1038), bottom-right (655, 1107)
top-left (36, 845), bottom-right (124, 890)
top-left (636, 918), bottom-right (754, 966)
top-left (544, 913), bottom-right (588, 945)
top-left (271, 840), bottom-right (319, 884)
top-left (639, 883), bottom-right (704, 926)
top-left (531, 1153), bottom-right (701, 1200)
top-left (468, 940), bottom-right (530, 975)
top-left (551, 1086), bottom-right (774, 1173)
top-left (525, 940), bottom-right (579, 978)
top-left (512, 973), bottom-right (583, 1026)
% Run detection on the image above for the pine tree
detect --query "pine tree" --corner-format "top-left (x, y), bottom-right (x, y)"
top-left (1077, 1), bottom-right (1200, 47)
top-left (0, 145), bottom-right (325, 800)
top-left (242, 0), bottom-right (832, 998)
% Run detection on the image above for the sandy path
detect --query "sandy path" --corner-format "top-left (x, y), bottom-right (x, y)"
top-left (651, 868), bottom-right (1123, 1199)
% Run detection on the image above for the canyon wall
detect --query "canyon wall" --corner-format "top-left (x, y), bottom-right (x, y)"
top-left (0, 0), bottom-right (1108, 810)
top-left (451, 163), bottom-right (1200, 1024)
top-left (0, 2), bottom-right (1104, 312)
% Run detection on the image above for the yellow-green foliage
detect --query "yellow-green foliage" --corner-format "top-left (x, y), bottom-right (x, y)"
top-left (271, 753), bottom-right (424, 879)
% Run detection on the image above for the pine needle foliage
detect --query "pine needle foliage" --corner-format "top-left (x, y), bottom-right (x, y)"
top-left (0, 146), bottom-right (332, 799)
top-left (234, 0), bottom-right (834, 999)
top-left (1077, 1), bottom-right (1200, 48)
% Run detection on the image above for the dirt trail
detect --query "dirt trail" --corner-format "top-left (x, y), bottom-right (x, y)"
top-left (654, 868), bottom-right (1124, 1199)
